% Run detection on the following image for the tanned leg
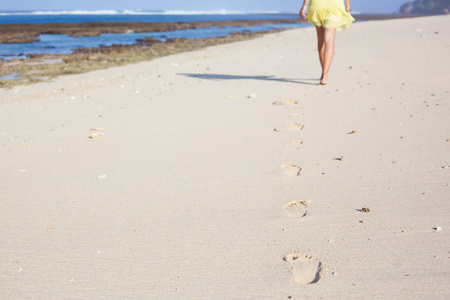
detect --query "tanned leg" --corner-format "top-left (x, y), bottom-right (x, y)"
top-left (315, 26), bottom-right (325, 79)
top-left (320, 27), bottom-right (337, 85)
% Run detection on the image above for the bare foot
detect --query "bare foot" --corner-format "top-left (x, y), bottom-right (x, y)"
top-left (320, 73), bottom-right (328, 85)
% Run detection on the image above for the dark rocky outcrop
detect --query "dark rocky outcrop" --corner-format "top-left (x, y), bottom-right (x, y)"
top-left (400, 0), bottom-right (450, 15)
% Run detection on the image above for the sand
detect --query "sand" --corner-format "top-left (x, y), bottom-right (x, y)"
top-left (0, 15), bottom-right (449, 299)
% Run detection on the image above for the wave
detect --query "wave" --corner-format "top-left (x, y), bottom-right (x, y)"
top-left (157, 10), bottom-right (280, 15)
top-left (0, 9), bottom-right (281, 16)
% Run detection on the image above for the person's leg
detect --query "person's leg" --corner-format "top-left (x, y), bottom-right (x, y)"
top-left (320, 27), bottom-right (337, 85)
top-left (315, 26), bottom-right (325, 77)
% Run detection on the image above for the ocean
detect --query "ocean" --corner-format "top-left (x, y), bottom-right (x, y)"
top-left (0, 10), bottom-right (307, 60)
top-left (0, 9), bottom-right (298, 24)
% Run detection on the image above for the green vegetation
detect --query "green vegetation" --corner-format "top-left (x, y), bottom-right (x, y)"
top-left (400, 0), bottom-right (450, 14)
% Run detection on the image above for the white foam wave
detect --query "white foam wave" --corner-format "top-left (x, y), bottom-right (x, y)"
top-left (158, 9), bottom-right (280, 15)
top-left (0, 9), bottom-right (280, 16)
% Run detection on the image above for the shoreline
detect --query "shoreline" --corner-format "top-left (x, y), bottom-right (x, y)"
top-left (0, 14), bottom-right (420, 44)
top-left (0, 30), bottom-right (278, 88)
top-left (0, 19), bottom-right (308, 44)
top-left (0, 14), bottom-right (427, 88)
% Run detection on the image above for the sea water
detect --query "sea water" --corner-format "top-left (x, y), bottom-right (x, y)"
top-left (0, 10), bottom-right (308, 60)
top-left (0, 9), bottom-right (298, 24)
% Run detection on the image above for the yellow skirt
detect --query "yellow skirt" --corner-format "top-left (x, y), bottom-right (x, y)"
top-left (307, 0), bottom-right (355, 30)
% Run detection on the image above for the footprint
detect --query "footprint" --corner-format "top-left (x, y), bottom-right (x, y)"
top-left (280, 164), bottom-right (301, 176)
top-left (286, 140), bottom-right (303, 150)
top-left (284, 253), bottom-right (322, 284)
top-left (274, 123), bottom-right (304, 132)
top-left (283, 200), bottom-right (310, 217)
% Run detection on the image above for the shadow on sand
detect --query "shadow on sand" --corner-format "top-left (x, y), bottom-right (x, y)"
top-left (177, 73), bottom-right (319, 85)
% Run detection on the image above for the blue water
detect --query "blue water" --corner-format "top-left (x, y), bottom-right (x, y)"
top-left (0, 10), bottom-right (306, 60)
top-left (0, 10), bottom-right (298, 24)
top-left (0, 73), bottom-right (20, 80)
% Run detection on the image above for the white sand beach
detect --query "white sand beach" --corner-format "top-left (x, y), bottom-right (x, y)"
top-left (0, 15), bottom-right (449, 298)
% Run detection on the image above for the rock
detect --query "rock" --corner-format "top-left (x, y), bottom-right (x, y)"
top-left (137, 37), bottom-right (162, 45)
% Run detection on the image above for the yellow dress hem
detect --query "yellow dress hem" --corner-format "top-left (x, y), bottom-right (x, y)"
top-left (307, 6), bottom-right (355, 31)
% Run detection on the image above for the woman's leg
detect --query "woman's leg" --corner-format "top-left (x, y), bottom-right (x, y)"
top-left (320, 27), bottom-right (337, 85)
top-left (315, 26), bottom-right (325, 76)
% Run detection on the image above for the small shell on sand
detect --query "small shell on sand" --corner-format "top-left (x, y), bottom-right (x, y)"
top-left (90, 133), bottom-right (104, 139)
top-left (273, 99), bottom-right (299, 105)
top-left (348, 130), bottom-right (358, 134)
top-left (360, 207), bottom-right (370, 213)
top-left (247, 93), bottom-right (256, 99)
